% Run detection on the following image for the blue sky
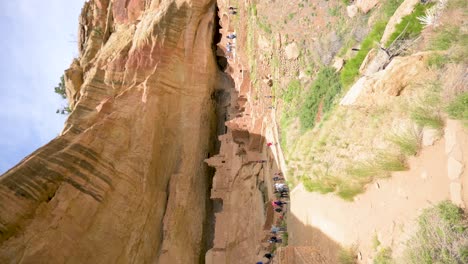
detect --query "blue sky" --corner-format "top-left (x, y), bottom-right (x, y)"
top-left (0, 0), bottom-right (85, 174)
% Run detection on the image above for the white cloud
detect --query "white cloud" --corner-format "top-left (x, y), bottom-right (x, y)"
top-left (0, 0), bottom-right (85, 174)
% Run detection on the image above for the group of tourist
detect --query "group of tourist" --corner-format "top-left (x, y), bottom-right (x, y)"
top-left (256, 171), bottom-right (289, 264)
top-left (224, 6), bottom-right (237, 58)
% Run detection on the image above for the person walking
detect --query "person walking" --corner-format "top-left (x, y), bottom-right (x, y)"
top-left (274, 200), bottom-right (287, 206)
top-left (272, 176), bottom-right (284, 181)
top-left (227, 33), bottom-right (236, 39)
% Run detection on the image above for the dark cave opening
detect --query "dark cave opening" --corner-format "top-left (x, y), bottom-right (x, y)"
top-left (213, 5), bottom-right (228, 71)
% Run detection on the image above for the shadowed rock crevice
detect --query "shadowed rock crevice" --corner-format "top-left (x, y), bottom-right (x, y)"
top-left (213, 5), bottom-right (228, 71)
top-left (200, 3), bottom-right (231, 261)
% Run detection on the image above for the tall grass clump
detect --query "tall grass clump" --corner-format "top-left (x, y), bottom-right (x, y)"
top-left (404, 201), bottom-right (468, 264)
top-left (446, 92), bottom-right (468, 122)
top-left (411, 106), bottom-right (444, 129)
top-left (300, 67), bottom-right (342, 130)
top-left (374, 152), bottom-right (408, 172)
top-left (388, 129), bottom-right (421, 156)
top-left (347, 161), bottom-right (383, 179)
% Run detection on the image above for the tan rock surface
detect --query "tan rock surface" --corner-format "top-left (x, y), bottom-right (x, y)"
top-left (347, 5), bottom-right (359, 18)
top-left (356, 0), bottom-right (379, 14)
top-left (285, 42), bottom-right (300, 60)
top-left (0, 0), bottom-right (220, 263)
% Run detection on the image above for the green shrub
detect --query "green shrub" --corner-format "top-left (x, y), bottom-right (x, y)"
top-left (282, 232), bottom-right (289, 246)
top-left (257, 20), bottom-right (272, 34)
top-left (300, 67), bottom-right (342, 130)
top-left (372, 234), bottom-right (381, 251)
top-left (386, 2), bottom-right (435, 47)
top-left (446, 92), bottom-right (468, 121)
top-left (427, 53), bottom-right (450, 69)
top-left (54, 75), bottom-right (71, 115)
top-left (54, 75), bottom-right (66, 99)
top-left (429, 27), bottom-right (460, 51)
top-left (374, 247), bottom-right (393, 264)
top-left (383, 0), bottom-right (404, 17)
top-left (404, 201), bottom-right (468, 264)
top-left (282, 79), bottom-right (301, 104)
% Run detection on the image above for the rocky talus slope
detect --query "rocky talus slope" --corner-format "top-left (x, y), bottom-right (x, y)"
top-left (0, 0), bottom-right (221, 263)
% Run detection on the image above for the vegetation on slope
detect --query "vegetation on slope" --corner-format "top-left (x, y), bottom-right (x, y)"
top-left (299, 67), bottom-right (342, 130)
top-left (340, 0), bottom-right (403, 88)
top-left (385, 2), bottom-right (435, 47)
top-left (404, 201), bottom-right (468, 264)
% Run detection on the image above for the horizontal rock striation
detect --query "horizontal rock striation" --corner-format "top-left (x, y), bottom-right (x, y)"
top-left (0, 0), bottom-right (220, 263)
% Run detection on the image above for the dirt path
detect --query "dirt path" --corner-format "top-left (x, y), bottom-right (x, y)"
top-left (287, 124), bottom-right (468, 262)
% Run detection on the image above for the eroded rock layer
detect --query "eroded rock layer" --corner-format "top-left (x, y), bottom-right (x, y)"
top-left (0, 0), bottom-right (219, 263)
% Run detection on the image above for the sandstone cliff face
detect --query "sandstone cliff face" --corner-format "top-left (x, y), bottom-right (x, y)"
top-left (0, 0), bottom-right (219, 263)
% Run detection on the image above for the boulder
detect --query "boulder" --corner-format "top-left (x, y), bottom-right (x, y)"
top-left (448, 157), bottom-right (464, 180)
top-left (369, 52), bottom-right (428, 96)
top-left (450, 183), bottom-right (464, 208)
top-left (333, 57), bottom-right (345, 72)
top-left (347, 5), bottom-right (359, 18)
top-left (445, 119), bottom-right (458, 154)
top-left (258, 34), bottom-right (271, 51)
top-left (340, 76), bottom-right (368, 105)
top-left (356, 0), bottom-right (379, 14)
top-left (422, 128), bottom-right (439, 146)
top-left (360, 48), bottom-right (390, 76)
top-left (285, 42), bottom-right (300, 60)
